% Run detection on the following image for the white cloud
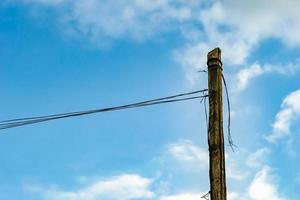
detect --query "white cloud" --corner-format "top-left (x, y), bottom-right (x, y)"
top-left (25, 140), bottom-right (210, 200)
top-left (212, 166), bottom-right (286, 200)
top-left (175, 0), bottom-right (300, 83)
top-left (12, 0), bottom-right (300, 85)
top-left (246, 148), bottom-right (270, 168)
top-left (159, 192), bottom-right (205, 200)
top-left (167, 139), bottom-right (208, 168)
top-left (25, 169), bottom-right (287, 200)
top-left (160, 191), bottom-right (240, 200)
top-left (227, 166), bottom-right (248, 181)
top-left (283, 89), bottom-right (300, 112)
top-left (24, 140), bottom-right (286, 200)
top-left (198, 1), bottom-right (253, 66)
top-left (27, 174), bottom-right (154, 200)
top-left (173, 42), bottom-right (210, 84)
top-left (18, 0), bottom-right (206, 44)
top-left (236, 63), bottom-right (263, 92)
top-left (268, 108), bottom-right (293, 141)
top-left (235, 61), bottom-right (300, 92)
top-left (216, 0), bottom-right (300, 52)
top-left (248, 166), bottom-right (285, 200)
top-left (226, 152), bottom-right (250, 181)
top-left (267, 89), bottom-right (300, 142)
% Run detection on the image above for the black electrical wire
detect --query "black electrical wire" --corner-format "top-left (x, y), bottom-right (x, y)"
top-left (0, 95), bottom-right (208, 130)
top-left (0, 89), bottom-right (207, 124)
top-left (0, 90), bottom-right (208, 130)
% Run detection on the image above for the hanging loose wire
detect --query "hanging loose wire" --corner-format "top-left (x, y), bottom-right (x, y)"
top-left (0, 89), bottom-right (208, 131)
top-left (203, 95), bottom-right (209, 144)
top-left (197, 69), bottom-right (237, 151)
top-left (221, 73), bottom-right (237, 152)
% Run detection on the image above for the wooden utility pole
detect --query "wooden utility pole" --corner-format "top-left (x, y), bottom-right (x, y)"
top-left (207, 48), bottom-right (227, 200)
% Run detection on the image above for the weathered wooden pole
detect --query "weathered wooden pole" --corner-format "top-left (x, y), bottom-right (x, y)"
top-left (207, 48), bottom-right (227, 200)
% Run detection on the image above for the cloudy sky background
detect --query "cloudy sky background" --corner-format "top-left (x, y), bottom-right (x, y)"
top-left (0, 0), bottom-right (299, 199)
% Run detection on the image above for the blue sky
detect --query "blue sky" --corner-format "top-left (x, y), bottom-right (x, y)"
top-left (0, 0), bottom-right (300, 200)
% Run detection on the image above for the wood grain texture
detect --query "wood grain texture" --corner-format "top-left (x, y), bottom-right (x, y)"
top-left (207, 48), bottom-right (227, 200)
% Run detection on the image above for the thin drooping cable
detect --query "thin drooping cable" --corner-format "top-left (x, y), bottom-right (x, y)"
top-left (204, 95), bottom-right (209, 143)
top-left (0, 90), bottom-right (208, 130)
top-left (221, 73), bottom-right (237, 151)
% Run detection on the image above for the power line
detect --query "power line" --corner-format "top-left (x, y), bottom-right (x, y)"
top-left (0, 95), bottom-right (208, 130)
top-left (0, 89), bottom-right (207, 124)
top-left (0, 89), bottom-right (208, 130)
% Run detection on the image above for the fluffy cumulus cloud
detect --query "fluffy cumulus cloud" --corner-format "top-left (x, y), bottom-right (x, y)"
top-left (175, 0), bottom-right (300, 69)
top-left (174, 0), bottom-right (300, 83)
top-left (25, 140), bottom-right (209, 200)
top-left (25, 140), bottom-right (287, 200)
top-left (11, 0), bottom-right (300, 84)
top-left (11, 1), bottom-right (298, 198)
top-left (225, 166), bottom-right (286, 200)
top-left (235, 61), bottom-right (300, 92)
top-left (167, 139), bottom-right (208, 167)
top-left (27, 174), bottom-right (154, 200)
top-left (267, 89), bottom-right (300, 143)
top-left (17, 0), bottom-right (207, 43)
top-left (248, 166), bottom-right (285, 200)
top-left (225, 147), bottom-right (272, 181)
top-left (211, 0), bottom-right (300, 47)
top-left (19, 0), bottom-right (300, 45)
top-left (235, 63), bottom-right (263, 92)
top-left (159, 192), bottom-right (205, 200)
top-left (246, 148), bottom-right (270, 168)
top-left (160, 191), bottom-right (240, 200)
top-left (27, 167), bottom-right (286, 200)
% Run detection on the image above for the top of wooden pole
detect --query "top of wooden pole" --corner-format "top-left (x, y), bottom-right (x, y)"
top-left (208, 47), bottom-right (221, 60)
top-left (207, 47), bottom-right (222, 68)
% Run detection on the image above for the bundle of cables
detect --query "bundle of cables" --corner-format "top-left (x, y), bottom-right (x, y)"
top-left (0, 89), bottom-right (208, 130)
